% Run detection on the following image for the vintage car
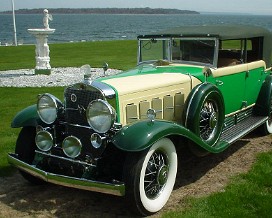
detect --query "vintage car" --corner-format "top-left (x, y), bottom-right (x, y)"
top-left (8, 25), bottom-right (272, 216)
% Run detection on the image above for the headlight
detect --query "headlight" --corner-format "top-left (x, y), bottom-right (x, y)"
top-left (86, 99), bottom-right (116, 133)
top-left (37, 93), bottom-right (62, 124)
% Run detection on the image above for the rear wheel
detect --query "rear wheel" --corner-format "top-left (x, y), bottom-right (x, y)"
top-left (15, 127), bottom-right (44, 184)
top-left (123, 138), bottom-right (177, 216)
top-left (262, 93), bottom-right (272, 135)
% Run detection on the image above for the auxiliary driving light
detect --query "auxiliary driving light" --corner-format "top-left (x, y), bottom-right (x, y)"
top-left (35, 130), bottom-right (53, 152)
top-left (62, 136), bottom-right (82, 158)
top-left (90, 133), bottom-right (105, 149)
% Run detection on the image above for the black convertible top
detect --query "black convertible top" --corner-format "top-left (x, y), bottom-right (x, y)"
top-left (138, 25), bottom-right (271, 40)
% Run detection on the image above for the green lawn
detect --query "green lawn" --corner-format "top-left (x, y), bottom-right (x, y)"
top-left (0, 40), bottom-right (272, 217)
top-left (0, 40), bottom-right (137, 71)
top-left (163, 151), bottom-right (272, 217)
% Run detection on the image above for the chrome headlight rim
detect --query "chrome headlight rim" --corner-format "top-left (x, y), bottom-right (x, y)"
top-left (35, 130), bottom-right (54, 152)
top-left (62, 136), bottom-right (82, 159)
top-left (86, 99), bottom-right (116, 134)
top-left (37, 93), bottom-right (62, 125)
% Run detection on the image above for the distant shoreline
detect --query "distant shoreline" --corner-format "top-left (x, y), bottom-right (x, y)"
top-left (0, 7), bottom-right (199, 15)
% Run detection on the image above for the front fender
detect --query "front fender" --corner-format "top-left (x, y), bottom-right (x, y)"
top-left (112, 120), bottom-right (229, 153)
top-left (11, 105), bottom-right (40, 128)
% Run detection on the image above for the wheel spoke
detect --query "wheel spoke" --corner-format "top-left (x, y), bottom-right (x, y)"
top-left (199, 100), bottom-right (218, 141)
top-left (144, 150), bottom-right (169, 199)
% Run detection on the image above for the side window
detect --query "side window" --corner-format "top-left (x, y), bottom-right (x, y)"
top-left (246, 37), bottom-right (263, 62)
top-left (217, 37), bottom-right (263, 68)
top-left (217, 39), bottom-right (244, 68)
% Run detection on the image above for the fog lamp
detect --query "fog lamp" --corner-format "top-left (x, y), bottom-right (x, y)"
top-left (35, 130), bottom-right (53, 152)
top-left (62, 136), bottom-right (82, 158)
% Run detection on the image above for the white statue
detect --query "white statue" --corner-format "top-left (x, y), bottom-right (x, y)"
top-left (43, 9), bottom-right (53, 29)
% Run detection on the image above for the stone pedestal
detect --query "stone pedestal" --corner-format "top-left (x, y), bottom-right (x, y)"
top-left (28, 28), bottom-right (55, 75)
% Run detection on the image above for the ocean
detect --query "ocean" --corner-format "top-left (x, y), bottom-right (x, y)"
top-left (0, 13), bottom-right (272, 45)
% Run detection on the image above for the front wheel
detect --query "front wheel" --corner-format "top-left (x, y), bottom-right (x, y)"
top-left (123, 138), bottom-right (177, 216)
top-left (15, 126), bottom-right (44, 184)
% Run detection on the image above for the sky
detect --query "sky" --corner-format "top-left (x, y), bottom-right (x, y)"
top-left (1, 0), bottom-right (272, 15)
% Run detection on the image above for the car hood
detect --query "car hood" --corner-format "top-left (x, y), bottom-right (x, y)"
top-left (97, 65), bottom-right (203, 124)
top-left (98, 64), bottom-right (204, 96)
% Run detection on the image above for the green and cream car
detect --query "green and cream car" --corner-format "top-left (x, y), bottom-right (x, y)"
top-left (8, 25), bottom-right (272, 216)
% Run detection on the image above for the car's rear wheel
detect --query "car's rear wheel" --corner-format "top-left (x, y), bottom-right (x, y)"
top-left (262, 92), bottom-right (272, 135)
top-left (123, 138), bottom-right (177, 216)
top-left (15, 126), bottom-right (44, 184)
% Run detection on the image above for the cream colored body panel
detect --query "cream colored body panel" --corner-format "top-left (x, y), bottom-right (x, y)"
top-left (212, 60), bottom-right (266, 77)
top-left (103, 73), bottom-right (201, 124)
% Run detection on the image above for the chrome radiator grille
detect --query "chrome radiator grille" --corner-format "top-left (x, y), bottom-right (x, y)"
top-left (64, 86), bottom-right (103, 126)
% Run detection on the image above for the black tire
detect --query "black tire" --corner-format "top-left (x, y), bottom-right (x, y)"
top-left (183, 83), bottom-right (225, 156)
top-left (261, 92), bottom-right (272, 135)
top-left (123, 138), bottom-right (177, 216)
top-left (15, 127), bottom-right (44, 184)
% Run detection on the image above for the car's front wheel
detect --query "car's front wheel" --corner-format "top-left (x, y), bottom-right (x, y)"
top-left (15, 126), bottom-right (44, 184)
top-left (123, 138), bottom-right (177, 216)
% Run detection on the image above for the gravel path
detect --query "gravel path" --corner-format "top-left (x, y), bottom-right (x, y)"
top-left (0, 67), bottom-right (121, 87)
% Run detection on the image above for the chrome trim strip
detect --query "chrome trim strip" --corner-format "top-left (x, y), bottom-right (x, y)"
top-left (91, 81), bottom-right (116, 99)
top-left (8, 153), bottom-right (125, 196)
top-left (35, 150), bottom-right (96, 167)
top-left (59, 121), bottom-right (91, 129)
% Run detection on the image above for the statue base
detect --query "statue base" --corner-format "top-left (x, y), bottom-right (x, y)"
top-left (28, 28), bottom-right (55, 76)
top-left (35, 69), bottom-right (51, 75)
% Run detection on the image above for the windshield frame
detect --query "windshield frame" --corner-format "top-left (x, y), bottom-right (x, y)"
top-left (137, 38), bottom-right (171, 64)
top-left (138, 37), bottom-right (219, 67)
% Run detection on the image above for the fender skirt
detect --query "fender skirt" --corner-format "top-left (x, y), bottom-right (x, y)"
top-left (112, 120), bottom-right (229, 153)
top-left (11, 105), bottom-right (40, 128)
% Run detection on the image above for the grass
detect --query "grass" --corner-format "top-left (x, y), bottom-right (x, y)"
top-left (0, 40), bottom-right (137, 71)
top-left (1, 40), bottom-right (272, 217)
top-left (0, 87), bottom-right (64, 176)
top-left (163, 151), bottom-right (272, 217)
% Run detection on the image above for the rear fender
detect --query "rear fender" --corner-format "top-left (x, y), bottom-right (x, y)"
top-left (254, 75), bottom-right (272, 116)
top-left (112, 120), bottom-right (229, 153)
top-left (11, 105), bottom-right (40, 128)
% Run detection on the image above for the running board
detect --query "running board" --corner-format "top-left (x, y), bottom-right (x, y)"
top-left (220, 116), bottom-right (268, 144)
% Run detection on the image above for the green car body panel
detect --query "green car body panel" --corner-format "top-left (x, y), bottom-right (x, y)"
top-left (112, 119), bottom-right (229, 153)
top-left (11, 105), bottom-right (40, 128)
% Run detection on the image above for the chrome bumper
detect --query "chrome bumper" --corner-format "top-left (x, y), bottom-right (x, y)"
top-left (8, 153), bottom-right (125, 196)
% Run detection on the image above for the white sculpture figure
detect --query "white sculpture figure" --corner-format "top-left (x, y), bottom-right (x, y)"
top-left (28, 9), bottom-right (55, 74)
top-left (43, 9), bottom-right (53, 29)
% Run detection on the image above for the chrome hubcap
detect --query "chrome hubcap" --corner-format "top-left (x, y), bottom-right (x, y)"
top-left (157, 165), bottom-right (169, 186)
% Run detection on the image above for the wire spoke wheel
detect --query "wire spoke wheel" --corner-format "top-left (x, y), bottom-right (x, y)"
top-left (123, 138), bottom-right (177, 216)
top-left (265, 94), bottom-right (272, 134)
top-left (199, 100), bottom-right (219, 141)
top-left (144, 150), bottom-right (169, 199)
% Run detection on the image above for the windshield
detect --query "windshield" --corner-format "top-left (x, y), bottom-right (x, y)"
top-left (138, 38), bottom-right (170, 63)
top-left (172, 38), bottom-right (216, 65)
top-left (138, 37), bottom-right (217, 66)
